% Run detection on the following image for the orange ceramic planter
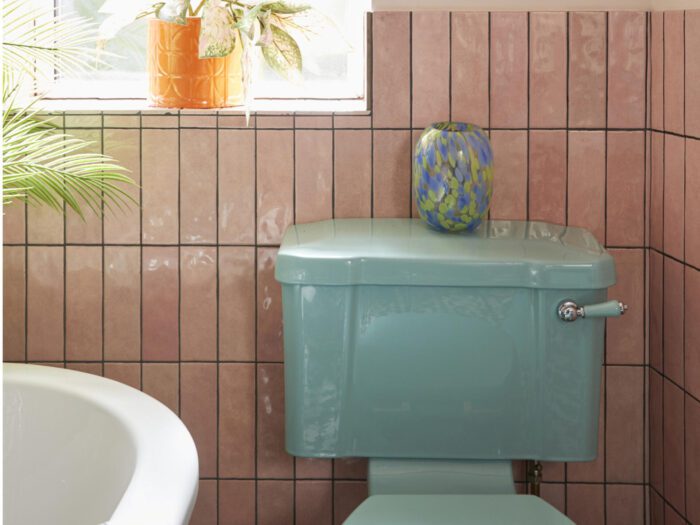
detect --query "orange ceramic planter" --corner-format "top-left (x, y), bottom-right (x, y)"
top-left (148, 18), bottom-right (243, 108)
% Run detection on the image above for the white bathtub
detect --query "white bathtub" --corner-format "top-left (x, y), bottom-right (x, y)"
top-left (3, 364), bottom-right (199, 525)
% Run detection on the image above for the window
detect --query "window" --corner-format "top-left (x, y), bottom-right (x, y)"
top-left (44, 0), bottom-right (368, 104)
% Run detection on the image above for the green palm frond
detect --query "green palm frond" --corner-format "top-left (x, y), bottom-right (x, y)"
top-left (2, 0), bottom-right (137, 218)
top-left (2, 0), bottom-right (105, 80)
top-left (3, 90), bottom-right (135, 218)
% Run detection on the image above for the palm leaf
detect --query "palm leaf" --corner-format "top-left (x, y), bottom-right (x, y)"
top-left (3, 98), bottom-right (136, 217)
top-left (2, 0), bottom-right (137, 218)
top-left (2, 0), bottom-right (106, 81)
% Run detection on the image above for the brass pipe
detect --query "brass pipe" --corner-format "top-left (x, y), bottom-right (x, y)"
top-left (527, 461), bottom-right (543, 497)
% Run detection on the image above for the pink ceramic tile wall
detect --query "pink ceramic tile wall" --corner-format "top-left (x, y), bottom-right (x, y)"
top-left (2, 10), bottom-right (667, 524)
top-left (648, 9), bottom-right (700, 525)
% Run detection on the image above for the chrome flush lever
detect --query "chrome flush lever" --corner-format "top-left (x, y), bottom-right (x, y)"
top-left (558, 300), bottom-right (628, 322)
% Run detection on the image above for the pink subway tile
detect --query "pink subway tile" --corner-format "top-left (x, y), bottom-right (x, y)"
top-left (28, 198), bottom-right (63, 244)
top-left (650, 490), bottom-right (664, 525)
top-left (334, 458), bottom-right (368, 479)
top-left (687, 395), bottom-right (700, 524)
top-left (219, 363), bottom-right (256, 478)
top-left (66, 362), bottom-right (102, 375)
top-left (540, 483), bottom-right (565, 515)
top-left (650, 132), bottom-right (664, 250)
top-left (27, 247), bottom-right (63, 361)
top-left (528, 130), bottom-right (566, 224)
top-left (489, 131), bottom-right (527, 220)
top-left (529, 13), bottom-right (567, 128)
top-left (181, 129), bottom-right (217, 243)
top-left (257, 248), bottom-right (283, 362)
top-left (451, 12), bottom-right (489, 127)
top-left (257, 115), bottom-right (293, 129)
top-left (688, 11), bottom-right (700, 137)
top-left (606, 484), bottom-right (644, 525)
top-left (372, 130), bottom-right (411, 218)
top-left (412, 12), bottom-right (450, 129)
top-left (568, 131), bottom-right (606, 242)
top-left (606, 249), bottom-right (644, 364)
top-left (3, 247), bottom-right (25, 362)
top-left (219, 247), bottom-right (255, 361)
top-left (104, 129), bottom-right (140, 244)
top-left (333, 481), bottom-right (367, 525)
top-left (687, 139), bottom-right (700, 267)
top-left (664, 257), bottom-right (685, 387)
top-left (219, 115), bottom-right (254, 129)
top-left (141, 113), bottom-right (178, 128)
top-left (607, 12), bottom-right (646, 129)
top-left (568, 368), bottom-right (605, 482)
top-left (663, 379), bottom-right (685, 514)
top-left (411, 129), bottom-right (422, 219)
top-left (295, 458), bottom-right (332, 479)
top-left (663, 134), bottom-right (685, 260)
top-left (219, 129), bottom-right (255, 244)
top-left (334, 115), bottom-right (371, 129)
top-left (664, 11), bottom-right (685, 134)
top-left (650, 369), bottom-right (664, 493)
top-left (567, 484), bottom-right (604, 525)
top-left (606, 366), bottom-right (644, 482)
top-left (649, 250), bottom-right (664, 371)
top-left (142, 129), bottom-right (179, 244)
top-left (295, 115), bottom-right (333, 129)
top-left (257, 130), bottom-right (293, 245)
top-left (606, 132), bottom-right (645, 246)
top-left (180, 247), bottom-right (216, 361)
top-left (686, 267), bottom-right (700, 400)
top-left (372, 12), bottom-right (410, 128)
top-left (142, 247), bottom-right (179, 361)
top-left (181, 363), bottom-right (217, 478)
top-left (666, 504), bottom-right (686, 525)
top-left (334, 481), bottom-right (368, 524)
top-left (258, 480), bottom-right (293, 525)
top-left (296, 481), bottom-right (332, 525)
top-left (3, 201), bottom-right (25, 244)
top-left (334, 130), bottom-right (372, 218)
top-left (180, 113), bottom-right (216, 128)
top-left (257, 363), bottom-right (293, 478)
top-left (66, 129), bottom-right (103, 244)
top-left (103, 363), bottom-right (140, 390)
top-left (66, 247), bottom-right (102, 361)
top-left (189, 479), bottom-right (216, 525)
top-left (295, 130), bottom-right (333, 224)
top-left (569, 12), bottom-right (607, 128)
top-left (490, 12), bottom-right (528, 128)
top-left (219, 480), bottom-right (255, 525)
top-left (651, 12), bottom-right (664, 130)
top-left (142, 363), bottom-right (179, 414)
top-left (104, 247), bottom-right (140, 361)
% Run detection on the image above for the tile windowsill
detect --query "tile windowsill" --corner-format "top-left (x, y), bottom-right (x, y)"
top-left (37, 98), bottom-right (370, 115)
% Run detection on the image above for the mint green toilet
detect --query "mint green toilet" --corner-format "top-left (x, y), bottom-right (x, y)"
top-left (276, 219), bottom-right (627, 524)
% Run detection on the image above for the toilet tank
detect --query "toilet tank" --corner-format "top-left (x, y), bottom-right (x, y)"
top-left (276, 219), bottom-right (616, 463)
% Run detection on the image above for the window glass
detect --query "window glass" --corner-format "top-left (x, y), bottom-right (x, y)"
top-left (51, 0), bottom-right (367, 101)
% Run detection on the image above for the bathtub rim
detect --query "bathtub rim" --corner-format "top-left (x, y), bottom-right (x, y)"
top-left (3, 363), bottom-right (199, 525)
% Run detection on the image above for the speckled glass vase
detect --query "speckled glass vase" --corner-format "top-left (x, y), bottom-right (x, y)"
top-left (413, 122), bottom-right (494, 232)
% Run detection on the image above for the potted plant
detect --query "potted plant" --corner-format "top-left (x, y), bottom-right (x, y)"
top-left (99, 0), bottom-right (311, 109)
top-left (3, 0), bottom-right (134, 217)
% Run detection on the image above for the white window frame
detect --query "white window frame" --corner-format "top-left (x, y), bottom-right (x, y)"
top-left (37, 0), bottom-right (370, 110)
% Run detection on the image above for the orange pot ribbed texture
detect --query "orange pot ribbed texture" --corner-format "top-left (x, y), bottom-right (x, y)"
top-left (148, 18), bottom-right (243, 109)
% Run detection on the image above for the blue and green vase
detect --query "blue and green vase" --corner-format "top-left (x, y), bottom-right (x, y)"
top-left (413, 122), bottom-right (493, 232)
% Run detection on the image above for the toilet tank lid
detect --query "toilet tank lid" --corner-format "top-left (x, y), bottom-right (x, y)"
top-left (275, 219), bottom-right (616, 289)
